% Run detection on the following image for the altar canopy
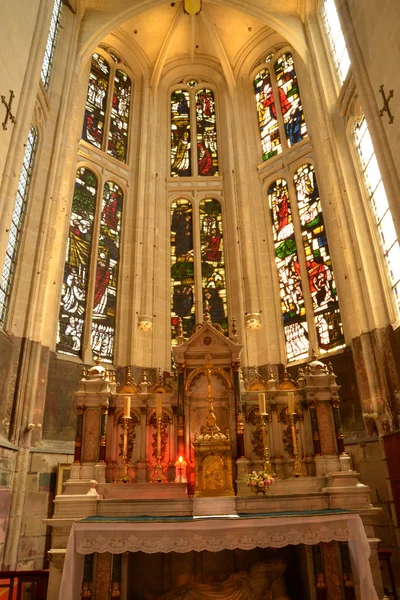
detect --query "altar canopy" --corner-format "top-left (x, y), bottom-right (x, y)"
top-left (59, 512), bottom-right (378, 600)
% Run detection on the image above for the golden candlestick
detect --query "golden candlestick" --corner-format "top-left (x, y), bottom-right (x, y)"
top-left (259, 412), bottom-right (276, 477)
top-left (117, 415), bottom-right (132, 483)
top-left (152, 415), bottom-right (166, 482)
top-left (289, 412), bottom-right (307, 478)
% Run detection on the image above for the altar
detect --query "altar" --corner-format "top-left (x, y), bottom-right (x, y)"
top-left (59, 512), bottom-right (377, 600)
top-left (46, 310), bottom-right (385, 599)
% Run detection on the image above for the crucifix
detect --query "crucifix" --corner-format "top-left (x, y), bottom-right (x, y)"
top-left (379, 84), bottom-right (394, 124)
top-left (1, 90), bottom-right (17, 131)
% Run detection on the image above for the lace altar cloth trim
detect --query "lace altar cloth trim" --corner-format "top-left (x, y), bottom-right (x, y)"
top-left (76, 524), bottom-right (351, 555)
top-left (60, 514), bottom-right (378, 600)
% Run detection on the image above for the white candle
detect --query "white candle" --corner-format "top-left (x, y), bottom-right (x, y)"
top-left (123, 396), bottom-right (131, 418)
top-left (288, 392), bottom-right (295, 415)
top-left (156, 395), bottom-right (162, 418)
top-left (258, 392), bottom-right (266, 414)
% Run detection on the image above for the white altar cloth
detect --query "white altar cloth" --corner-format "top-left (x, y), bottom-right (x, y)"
top-left (59, 513), bottom-right (378, 600)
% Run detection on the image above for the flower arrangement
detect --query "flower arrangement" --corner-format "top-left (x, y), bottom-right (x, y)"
top-left (245, 470), bottom-right (275, 493)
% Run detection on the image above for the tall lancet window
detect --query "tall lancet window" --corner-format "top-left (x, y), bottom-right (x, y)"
top-left (82, 48), bottom-right (132, 163)
top-left (170, 82), bottom-right (219, 177)
top-left (170, 198), bottom-right (227, 344)
top-left (57, 169), bottom-right (123, 362)
top-left (253, 52), bottom-right (307, 162)
top-left (321, 0), bottom-right (350, 85)
top-left (40, 0), bottom-right (63, 89)
top-left (269, 164), bottom-right (344, 362)
top-left (354, 118), bottom-right (400, 315)
top-left (0, 127), bottom-right (38, 327)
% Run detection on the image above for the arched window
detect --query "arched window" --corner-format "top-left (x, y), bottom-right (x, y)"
top-left (268, 164), bottom-right (344, 361)
top-left (82, 49), bottom-right (132, 163)
top-left (170, 82), bottom-right (219, 177)
top-left (57, 169), bottom-right (123, 361)
top-left (321, 0), bottom-right (350, 85)
top-left (354, 118), bottom-right (400, 315)
top-left (40, 0), bottom-right (63, 89)
top-left (0, 126), bottom-right (38, 327)
top-left (253, 52), bottom-right (307, 162)
top-left (171, 199), bottom-right (195, 339)
top-left (170, 198), bottom-right (227, 343)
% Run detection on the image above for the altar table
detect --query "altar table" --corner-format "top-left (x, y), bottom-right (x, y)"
top-left (59, 510), bottom-right (378, 600)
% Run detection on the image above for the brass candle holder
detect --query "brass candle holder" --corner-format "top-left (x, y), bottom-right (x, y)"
top-left (259, 412), bottom-right (276, 477)
top-left (289, 411), bottom-right (307, 478)
top-left (117, 415), bottom-right (132, 483)
top-left (152, 415), bottom-right (166, 483)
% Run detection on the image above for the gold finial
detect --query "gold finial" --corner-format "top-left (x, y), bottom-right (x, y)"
top-left (311, 348), bottom-right (318, 361)
top-left (269, 366), bottom-right (275, 380)
top-left (254, 365), bottom-right (259, 378)
top-left (298, 366), bottom-right (305, 379)
top-left (282, 366), bottom-right (289, 380)
top-left (231, 316), bottom-right (237, 336)
top-left (157, 367), bottom-right (163, 384)
top-left (328, 361), bottom-right (334, 374)
top-left (95, 356), bottom-right (102, 366)
top-left (142, 369), bottom-right (148, 383)
top-left (176, 317), bottom-right (183, 337)
top-left (125, 366), bottom-right (133, 386)
top-left (82, 366), bottom-right (88, 379)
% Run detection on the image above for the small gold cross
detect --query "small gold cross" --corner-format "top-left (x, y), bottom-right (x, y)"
top-left (379, 84), bottom-right (394, 124)
top-left (1, 90), bottom-right (17, 131)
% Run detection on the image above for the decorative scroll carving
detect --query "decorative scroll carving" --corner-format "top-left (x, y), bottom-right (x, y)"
top-left (248, 407), bottom-right (264, 460)
top-left (149, 411), bottom-right (171, 462)
top-left (117, 412), bottom-right (139, 462)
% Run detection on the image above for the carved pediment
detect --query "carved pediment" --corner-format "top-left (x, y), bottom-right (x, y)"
top-left (173, 322), bottom-right (242, 368)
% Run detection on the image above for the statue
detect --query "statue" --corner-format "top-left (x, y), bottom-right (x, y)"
top-left (144, 559), bottom-right (290, 600)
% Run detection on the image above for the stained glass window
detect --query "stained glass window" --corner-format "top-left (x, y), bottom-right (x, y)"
top-left (200, 199), bottom-right (228, 333)
top-left (171, 199), bottom-right (195, 342)
top-left (275, 53), bottom-right (307, 147)
top-left (0, 127), bottom-right (38, 327)
top-left (322, 0), bottom-right (351, 85)
top-left (171, 90), bottom-right (191, 177)
top-left (40, 0), bottom-right (63, 89)
top-left (196, 89), bottom-right (219, 176)
top-left (268, 179), bottom-right (308, 361)
top-left (253, 68), bottom-right (282, 161)
top-left (91, 182), bottom-right (123, 362)
top-left (294, 164), bottom-right (344, 351)
top-left (354, 118), bottom-right (400, 315)
top-left (107, 70), bottom-right (131, 162)
top-left (57, 168), bottom-right (97, 356)
top-left (82, 53), bottom-right (110, 150)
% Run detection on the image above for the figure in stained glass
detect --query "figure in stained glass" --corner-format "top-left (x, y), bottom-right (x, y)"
top-left (268, 180), bottom-right (309, 361)
top-left (91, 182), bottom-right (123, 362)
top-left (171, 200), bottom-right (195, 341)
top-left (57, 168), bottom-right (97, 356)
top-left (253, 68), bottom-right (281, 161)
top-left (200, 199), bottom-right (227, 332)
top-left (196, 89), bottom-right (219, 176)
top-left (82, 54), bottom-right (110, 150)
top-left (108, 70), bottom-right (131, 162)
top-left (294, 164), bottom-right (344, 351)
top-left (171, 91), bottom-right (191, 177)
top-left (275, 53), bottom-right (307, 147)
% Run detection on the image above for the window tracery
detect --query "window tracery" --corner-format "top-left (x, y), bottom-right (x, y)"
top-left (0, 127), bottom-right (38, 327)
top-left (57, 168), bottom-right (123, 362)
top-left (321, 0), bottom-right (351, 85)
top-left (40, 0), bottom-right (63, 89)
top-left (253, 51), bottom-right (307, 163)
top-left (354, 118), bottom-right (400, 315)
top-left (82, 49), bottom-right (132, 163)
top-left (170, 82), bottom-right (219, 177)
top-left (170, 198), bottom-right (227, 344)
top-left (268, 165), bottom-right (344, 362)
